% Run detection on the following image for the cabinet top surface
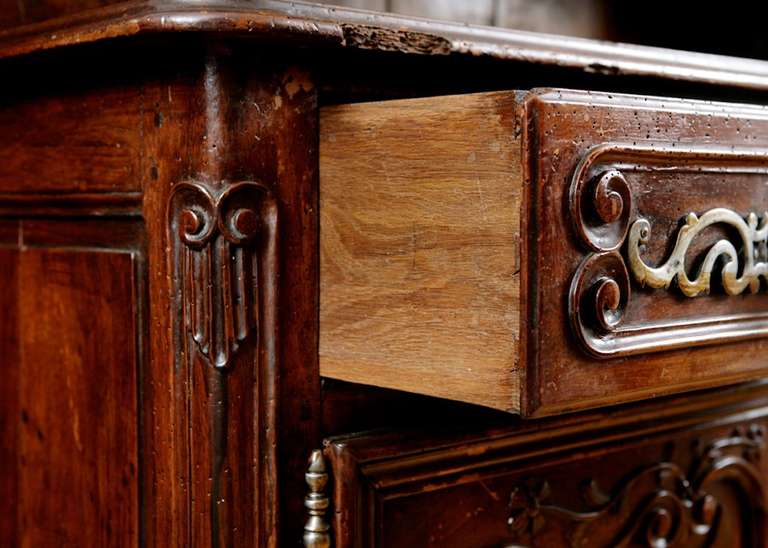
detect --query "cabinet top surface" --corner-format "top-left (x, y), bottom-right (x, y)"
top-left (3, 0), bottom-right (768, 92)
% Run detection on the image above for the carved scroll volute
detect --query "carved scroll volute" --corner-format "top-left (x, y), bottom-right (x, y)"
top-left (168, 180), bottom-right (276, 369)
top-left (569, 251), bottom-right (631, 356)
top-left (570, 168), bottom-right (632, 253)
top-left (569, 164), bottom-right (633, 358)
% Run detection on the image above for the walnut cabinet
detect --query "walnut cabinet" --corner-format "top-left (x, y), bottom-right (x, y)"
top-left (2, 2), bottom-right (768, 547)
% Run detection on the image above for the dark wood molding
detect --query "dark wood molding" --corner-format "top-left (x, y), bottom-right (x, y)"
top-left (4, 0), bottom-right (768, 94)
top-left (0, 192), bottom-right (142, 217)
top-left (326, 382), bottom-right (768, 546)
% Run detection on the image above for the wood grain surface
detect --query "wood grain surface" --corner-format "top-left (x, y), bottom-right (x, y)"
top-left (320, 91), bottom-right (522, 411)
top-left (0, 80), bottom-right (145, 194)
top-left (0, 248), bottom-right (139, 547)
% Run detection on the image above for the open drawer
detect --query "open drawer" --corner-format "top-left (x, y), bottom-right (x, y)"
top-left (319, 88), bottom-right (768, 416)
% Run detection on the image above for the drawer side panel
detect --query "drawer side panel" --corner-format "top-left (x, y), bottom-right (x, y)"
top-left (319, 91), bottom-right (523, 412)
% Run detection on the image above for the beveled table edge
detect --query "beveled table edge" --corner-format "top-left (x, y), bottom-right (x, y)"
top-left (3, 0), bottom-right (768, 92)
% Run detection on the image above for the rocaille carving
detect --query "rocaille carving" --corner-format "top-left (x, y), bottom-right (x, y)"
top-left (506, 425), bottom-right (766, 547)
top-left (169, 180), bottom-right (274, 369)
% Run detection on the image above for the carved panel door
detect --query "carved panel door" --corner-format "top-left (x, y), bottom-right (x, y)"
top-left (0, 219), bottom-right (144, 547)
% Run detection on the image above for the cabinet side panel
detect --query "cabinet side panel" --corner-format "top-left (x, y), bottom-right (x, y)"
top-left (320, 91), bottom-right (522, 412)
top-left (17, 249), bottom-right (139, 547)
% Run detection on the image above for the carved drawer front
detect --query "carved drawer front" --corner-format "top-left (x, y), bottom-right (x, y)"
top-left (322, 385), bottom-right (768, 547)
top-left (320, 88), bottom-right (768, 416)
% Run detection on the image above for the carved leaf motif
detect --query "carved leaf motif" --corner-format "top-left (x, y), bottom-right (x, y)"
top-left (168, 181), bottom-right (273, 369)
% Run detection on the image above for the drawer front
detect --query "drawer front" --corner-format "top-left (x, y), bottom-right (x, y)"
top-left (324, 384), bottom-right (768, 547)
top-left (321, 89), bottom-right (768, 416)
top-left (526, 90), bottom-right (768, 415)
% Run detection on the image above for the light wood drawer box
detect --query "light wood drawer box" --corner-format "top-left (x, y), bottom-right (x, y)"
top-left (319, 89), bottom-right (768, 417)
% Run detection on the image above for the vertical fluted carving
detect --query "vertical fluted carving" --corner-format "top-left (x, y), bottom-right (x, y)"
top-left (168, 179), bottom-right (279, 546)
top-left (169, 180), bottom-right (273, 370)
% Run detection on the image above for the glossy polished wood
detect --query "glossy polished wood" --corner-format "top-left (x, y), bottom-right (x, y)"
top-left (0, 238), bottom-right (141, 546)
top-left (525, 90), bottom-right (768, 415)
top-left (4, 2), bottom-right (768, 547)
top-left (4, 0), bottom-right (768, 93)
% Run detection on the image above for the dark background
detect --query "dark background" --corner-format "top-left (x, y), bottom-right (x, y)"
top-left (319, 0), bottom-right (768, 60)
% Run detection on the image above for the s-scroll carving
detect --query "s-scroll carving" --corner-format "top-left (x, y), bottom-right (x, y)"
top-left (569, 161), bottom-right (634, 358)
top-left (629, 208), bottom-right (768, 297)
top-left (169, 180), bottom-right (277, 369)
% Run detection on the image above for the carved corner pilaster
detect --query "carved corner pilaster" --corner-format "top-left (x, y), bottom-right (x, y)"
top-left (303, 449), bottom-right (331, 548)
top-left (167, 179), bottom-right (279, 544)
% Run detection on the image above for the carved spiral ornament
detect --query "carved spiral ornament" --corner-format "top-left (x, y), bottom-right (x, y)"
top-left (569, 251), bottom-right (631, 356)
top-left (569, 166), bottom-right (635, 357)
top-left (571, 168), bottom-right (633, 252)
top-left (173, 182), bottom-right (218, 248)
top-left (168, 180), bottom-right (275, 370)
